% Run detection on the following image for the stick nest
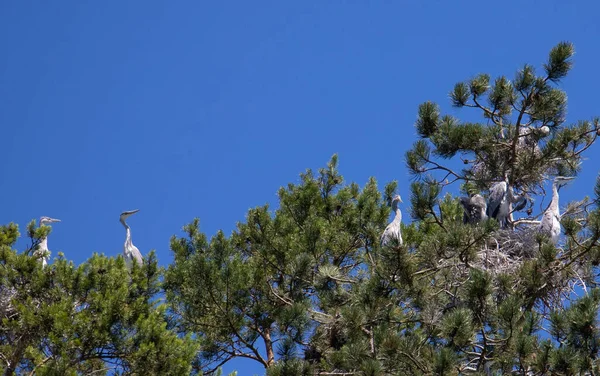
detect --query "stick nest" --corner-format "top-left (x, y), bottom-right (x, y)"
top-left (475, 226), bottom-right (540, 276)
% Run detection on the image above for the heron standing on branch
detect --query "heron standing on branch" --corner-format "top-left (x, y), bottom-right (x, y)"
top-left (120, 209), bottom-right (143, 266)
top-left (539, 176), bottom-right (574, 244)
top-left (36, 216), bottom-right (61, 268)
top-left (381, 195), bottom-right (403, 246)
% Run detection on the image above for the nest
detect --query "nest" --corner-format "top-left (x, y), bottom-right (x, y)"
top-left (474, 226), bottom-right (540, 276)
top-left (471, 224), bottom-right (588, 311)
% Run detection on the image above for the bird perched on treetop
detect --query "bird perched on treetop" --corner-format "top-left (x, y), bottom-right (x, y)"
top-left (381, 195), bottom-right (403, 246)
top-left (36, 216), bottom-right (61, 268)
top-left (120, 209), bottom-right (143, 266)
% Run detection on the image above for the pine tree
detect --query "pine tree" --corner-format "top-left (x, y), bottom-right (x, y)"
top-left (166, 42), bottom-right (600, 375)
top-left (398, 41), bottom-right (600, 374)
top-left (0, 220), bottom-right (197, 375)
top-left (165, 155), bottom-right (395, 374)
top-left (8, 41), bottom-right (593, 375)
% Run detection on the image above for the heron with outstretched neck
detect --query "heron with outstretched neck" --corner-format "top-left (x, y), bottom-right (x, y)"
top-left (36, 216), bottom-right (61, 268)
top-left (539, 176), bottom-right (574, 244)
top-left (120, 209), bottom-right (143, 266)
top-left (381, 195), bottom-right (403, 247)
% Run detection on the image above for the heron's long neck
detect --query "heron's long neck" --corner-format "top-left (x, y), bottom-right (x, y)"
top-left (551, 183), bottom-right (560, 215)
top-left (120, 218), bottom-right (129, 229)
top-left (39, 236), bottom-right (48, 251)
top-left (125, 227), bottom-right (133, 246)
top-left (121, 219), bottom-right (133, 246)
top-left (392, 204), bottom-right (402, 223)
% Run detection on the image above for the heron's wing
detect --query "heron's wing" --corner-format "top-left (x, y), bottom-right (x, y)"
top-left (131, 246), bottom-right (143, 265)
top-left (380, 225), bottom-right (392, 245)
top-left (486, 184), bottom-right (505, 219)
top-left (487, 200), bottom-right (500, 219)
top-left (539, 211), bottom-right (554, 233)
top-left (471, 195), bottom-right (487, 210)
top-left (381, 223), bottom-right (400, 246)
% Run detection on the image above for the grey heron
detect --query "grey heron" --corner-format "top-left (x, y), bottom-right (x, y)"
top-left (539, 176), bottom-right (574, 244)
top-left (487, 181), bottom-right (509, 227)
top-left (487, 181), bottom-right (528, 228)
top-left (381, 195), bottom-right (403, 246)
top-left (120, 209), bottom-right (143, 266)
top-left (460, 194), bottom-right (487, 224)
top-left (36, 216), bottom-right (61, 268)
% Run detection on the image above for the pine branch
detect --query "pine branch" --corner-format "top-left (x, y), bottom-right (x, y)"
top-left (398, 350), bottom-right (429, 373)
top-left (28, 356), bottom-right (54, 376)
top-left (469, 97), bottom-right (503, 127)
top-left (421, 155), bottom-right (463, 181)
top-left (267, 281), bottom-right (333, 325)
top-left (206, 283), bottom-right (268, 368)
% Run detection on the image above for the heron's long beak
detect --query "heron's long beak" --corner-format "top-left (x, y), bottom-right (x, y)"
top-left (50, 218), bottom-right (61, 223)
top-left (557, 176), bottom-right (575, 182)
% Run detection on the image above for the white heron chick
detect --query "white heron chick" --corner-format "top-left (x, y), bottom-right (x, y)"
top-left (538, 126), bottom-right (550, 137)
top-left (120, 209), bottom-right (143, 266)
top-left (381, 195), bottom-right (403, 246)
top-left (36, 216), bottom-right (61, 268)
top-left (539, 176), bottom-right (574, 244)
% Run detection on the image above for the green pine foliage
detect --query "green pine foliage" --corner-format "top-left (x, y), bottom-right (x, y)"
top-left (0, 222), bottom-right (197, 375)
top-left (165, 156), bottom-right (395, 374)
top-left (3, 42), bottom-right (600, 375)
top-left (165, 42), bottom-right (600, 375)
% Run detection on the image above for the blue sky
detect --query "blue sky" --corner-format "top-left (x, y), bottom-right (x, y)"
top-left (1, 1), bottom-right (600, 374)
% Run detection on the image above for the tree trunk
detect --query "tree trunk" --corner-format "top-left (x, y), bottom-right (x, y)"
top-left (263, 327), bottom-right (275, 367)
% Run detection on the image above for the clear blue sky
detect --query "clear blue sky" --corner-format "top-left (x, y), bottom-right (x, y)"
top-left (1, 1), bottom-right (599, 375)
